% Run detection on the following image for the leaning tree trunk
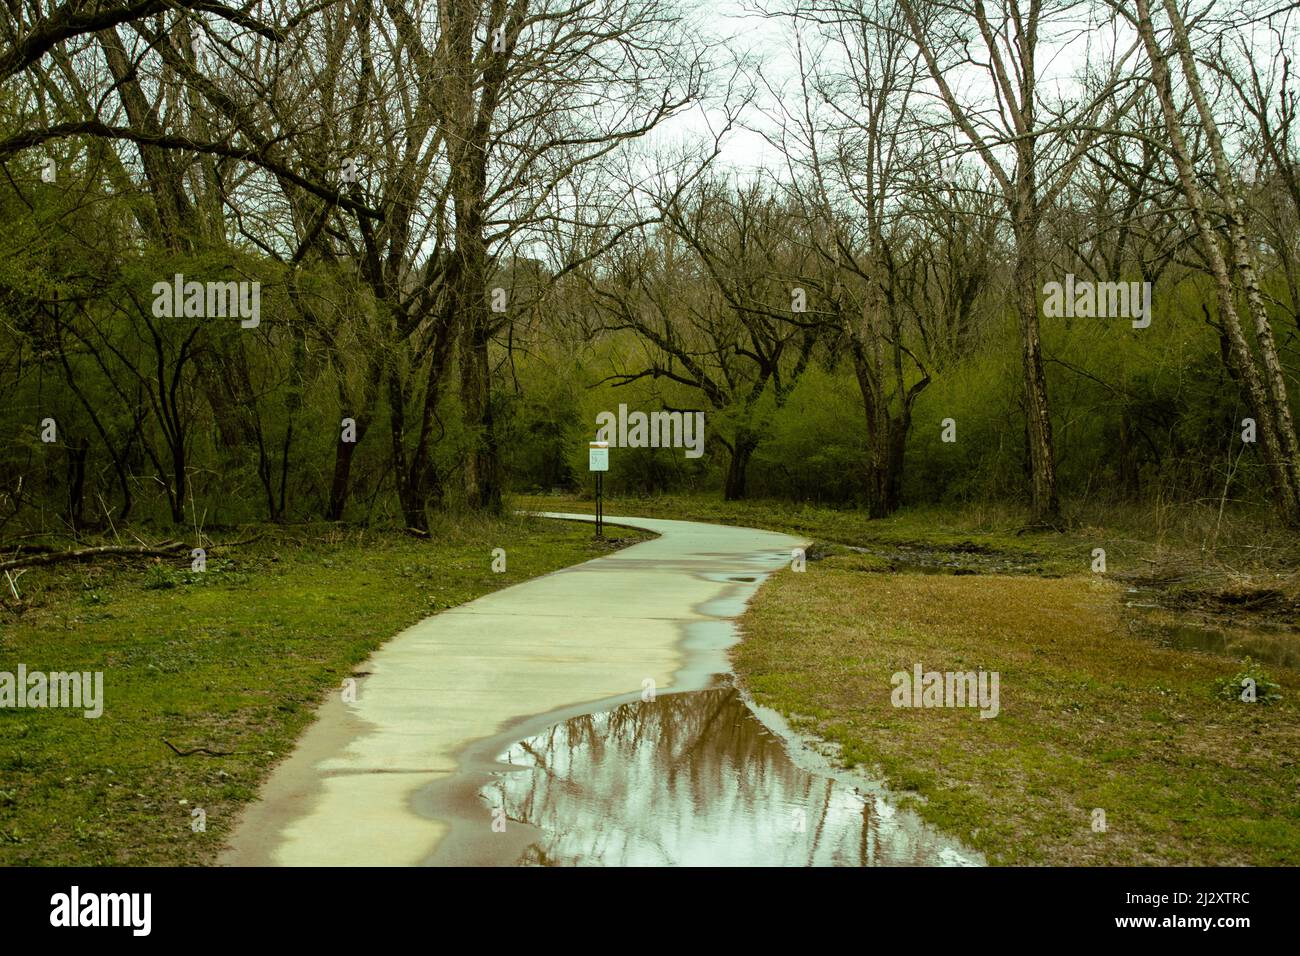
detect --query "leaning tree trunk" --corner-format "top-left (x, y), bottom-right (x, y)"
top-left (1156, 0), bottom-right (1300, 526)
top-left (1136, 0), bottom-right (1300, 527)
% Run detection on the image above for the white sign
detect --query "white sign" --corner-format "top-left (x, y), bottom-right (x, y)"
top-left (589, 441), bottom-right (609, 472)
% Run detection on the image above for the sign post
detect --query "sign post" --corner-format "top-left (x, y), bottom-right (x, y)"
top-left (588, 441), bottom-right (609, 537)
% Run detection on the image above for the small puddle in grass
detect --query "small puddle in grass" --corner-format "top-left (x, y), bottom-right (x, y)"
top-left (1124, 588), bottom-right (1300, 668)
top-left (423, 684), bottom-right (981, 867)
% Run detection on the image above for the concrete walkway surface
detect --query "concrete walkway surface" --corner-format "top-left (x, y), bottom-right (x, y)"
top-left (219, 513), bottom-right (806, 866)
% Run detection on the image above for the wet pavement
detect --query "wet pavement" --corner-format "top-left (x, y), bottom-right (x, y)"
top-left (222, 511), bottom-right (984, 867)
top-left (221, 513), bottom-right (805, 865)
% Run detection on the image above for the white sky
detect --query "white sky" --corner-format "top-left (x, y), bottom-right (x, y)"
top-left (648, 0), bottom-right (1300, 183)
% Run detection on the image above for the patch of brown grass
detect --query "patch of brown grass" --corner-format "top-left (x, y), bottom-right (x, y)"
top-left (734, 560), bottom-right (1300, 865)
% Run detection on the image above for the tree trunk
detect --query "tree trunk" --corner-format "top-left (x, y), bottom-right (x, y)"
top-left (1157, 0), bottom-right (1300, 526)
top-left (386, 324), bottom-right (455, 532)
top-left (387, 367), bottom-right (427, 532)
top-left (1013, 220), bottom-right (1059, 525)
top-left (1118, 410), bottom-right (1140, 499)
top-left (1136, 0), bottom-right (1300, 527)
top-left (460, 311), bottom-right (502, 514)
top-left (65, 436), bottom-right (89, 529)
top-left (326, 359), bottom-right (382, 521)
top-left (863, 416), bottom-right (909, 518)
top-left (327, 436), bottom-right (360, 522)
top-left (724, 436), bottom-right (756, 501)
top-left (169, 442), bottom-right (186, 525)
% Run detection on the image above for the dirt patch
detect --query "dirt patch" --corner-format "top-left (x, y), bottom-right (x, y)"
top-left (826, 541), bottom-right (1051, 577)
top-left (1117, 567), bottom-right (1300, 632)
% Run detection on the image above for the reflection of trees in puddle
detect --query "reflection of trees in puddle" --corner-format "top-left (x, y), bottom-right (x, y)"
top-left (1124, 598), bottom-right (1299, 669)
top-left (485, 688), bottom-right (968, 866)
top-left (1150, 623), bottom-right (1300, 668)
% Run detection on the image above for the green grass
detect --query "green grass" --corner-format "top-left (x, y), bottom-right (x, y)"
top-left (0, 514), bottom-right (647, 865)
top-left (735, 564), bottom-right (1300, 865)
top-left (522, 489), bottom-right (1295, 563)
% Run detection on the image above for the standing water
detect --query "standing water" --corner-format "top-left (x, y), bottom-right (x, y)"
top-left (424, 684), bottom-right (981, 866)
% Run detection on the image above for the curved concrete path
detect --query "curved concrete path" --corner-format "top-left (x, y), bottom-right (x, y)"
top-left (220, 513), bottom-right (807, 866)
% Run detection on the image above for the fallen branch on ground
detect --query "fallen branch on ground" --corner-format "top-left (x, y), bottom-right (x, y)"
top-left (0, 541), bottom-right (187, 572)
top-left (162, 738), bottom-right (241, 757)
top-left (207, 532), bottom-right (265, 550)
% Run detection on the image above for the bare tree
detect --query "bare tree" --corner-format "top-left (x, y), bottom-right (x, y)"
top-left (592, 178), bottom-right (817, 499)
top-left (1128, 0), bottom-right (1300, 526)
top-left (757, 0), bottom-right (938, 515)
top-left (895, 0), bottom-right (1142, 524)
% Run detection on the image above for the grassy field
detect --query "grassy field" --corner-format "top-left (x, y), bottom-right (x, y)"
top-left (740, 567), bottom-right (1300, 865)
top-left (0, 514), bottom-right (644, 865)
top-left (518, 491), bottom-right (1300, 864)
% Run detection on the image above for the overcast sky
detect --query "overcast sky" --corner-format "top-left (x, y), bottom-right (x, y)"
top-left (649, 0), bottom-right (1299, 183)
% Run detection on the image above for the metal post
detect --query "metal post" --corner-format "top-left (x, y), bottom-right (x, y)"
top-left (596, 471), bottom-right (603, 537)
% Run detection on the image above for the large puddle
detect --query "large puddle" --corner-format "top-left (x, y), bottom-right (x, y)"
top-left (447, 686), bottom-right (980, 867)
